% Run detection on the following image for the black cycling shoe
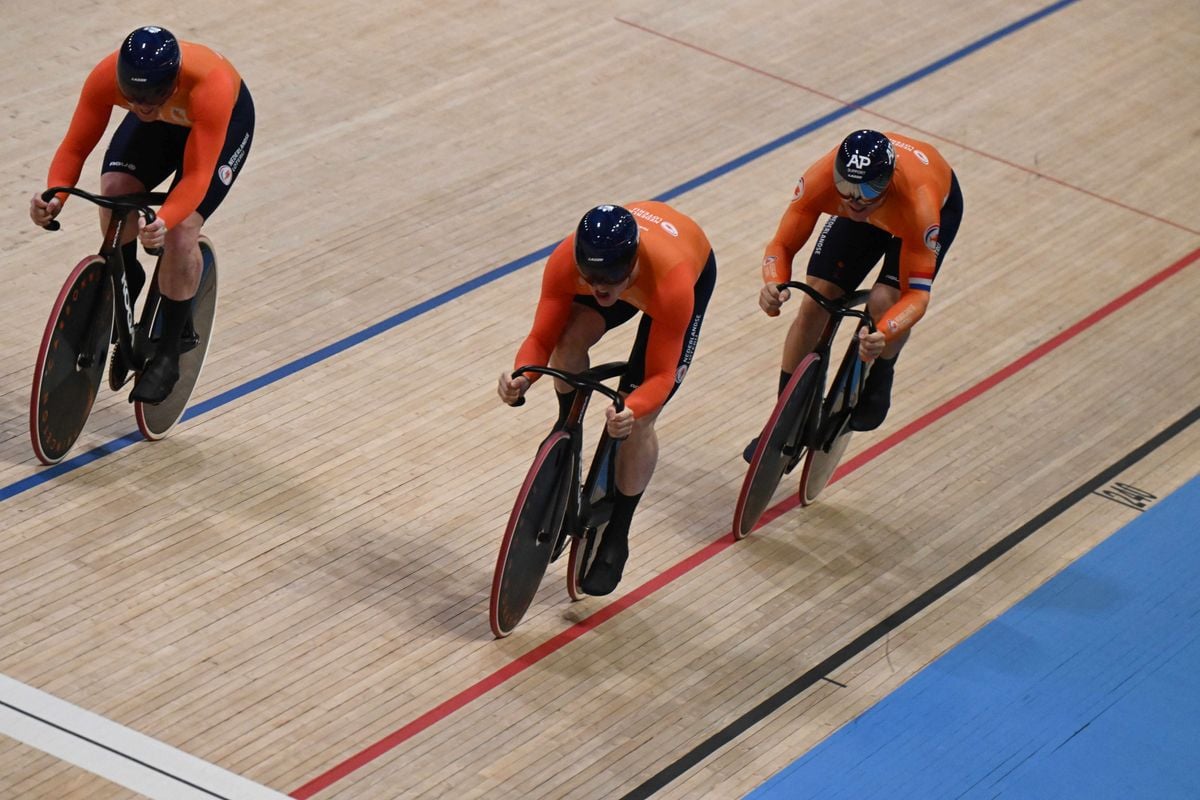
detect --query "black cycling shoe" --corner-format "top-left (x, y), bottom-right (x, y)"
top-left (129, 352), bottom-right (180, 405)
top-left (742, 436), bottom-right (760, 464)
top-left (850, 364), bottom-right (895, 432)
top-left (579, 528), bottom-right (629, 596)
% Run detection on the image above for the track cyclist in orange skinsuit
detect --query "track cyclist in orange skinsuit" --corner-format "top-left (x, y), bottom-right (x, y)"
top-left (498, 203), bottom-right (717, 595)
top-left (746, 129), bottom-right (964, 461)
top-left (29, 26), bottom-right (254, 404)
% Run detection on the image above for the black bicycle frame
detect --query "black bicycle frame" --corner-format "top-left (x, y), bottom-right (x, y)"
top-left (42, 186), bottom-right (166, 371)
top-left (513, 361), bottom-right (626, 556)
top-left (778, 282), bottom-right (876, 451)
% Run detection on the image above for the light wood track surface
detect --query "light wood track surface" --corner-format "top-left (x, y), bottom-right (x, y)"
top-left (1, 1), bottom-right (1197, 797)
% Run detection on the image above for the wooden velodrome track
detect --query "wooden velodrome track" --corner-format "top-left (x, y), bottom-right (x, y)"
top-left (2, 1), bottom-right (1198, 797)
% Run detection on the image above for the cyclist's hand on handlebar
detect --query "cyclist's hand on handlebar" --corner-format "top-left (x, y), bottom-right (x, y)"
top-left (30, 193), bottom-right (61, 228)
top-left (139, 217), bottom-right (166, 250)
top-left (858, 330), bottom-right (886, 362)
top-left (759, 282), bottom-right (790, 317)
top-left (497, 371), bottom-right (530, 406)
top-left (604, 405), bottom-right (634, 439)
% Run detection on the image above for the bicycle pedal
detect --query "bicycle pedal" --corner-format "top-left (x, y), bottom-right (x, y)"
top-left (577, 526), bottom-right (601, 576)
top-left (550, 530), bottom-right (572, 562)
top-left (108, 346), bottom-right (132, 390)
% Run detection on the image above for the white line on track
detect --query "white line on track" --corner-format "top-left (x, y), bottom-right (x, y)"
top-left (0, 673), bottom-right (288, 799)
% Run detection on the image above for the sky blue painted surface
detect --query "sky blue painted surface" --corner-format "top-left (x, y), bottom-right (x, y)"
top-left (748, 474), bottom-right (1200, 800)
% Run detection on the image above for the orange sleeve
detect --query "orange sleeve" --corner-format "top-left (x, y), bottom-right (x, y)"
top-left (624, 263), bottom-right (695, 417)
top-left (513, 240), bottom-right (577, 379)
top-left (762, 203), bottom-right (820, 284)
top-left (46, 55), bottom-right (120, 200)
top-left (874, 246), bottom-right (931, 340)
top-left (157, 67), bottom-right (239, 228)
top-left (875, 186), bottom-right (943, 341)
top-left (761, 152), bottom-right (835, 284)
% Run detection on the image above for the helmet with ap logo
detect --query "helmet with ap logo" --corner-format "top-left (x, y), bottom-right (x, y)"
top-left (833, 130), bottom-right (895, 202)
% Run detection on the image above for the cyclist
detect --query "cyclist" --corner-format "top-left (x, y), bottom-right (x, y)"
top-left (29, 25), bottom-right (254, 404)
top-left (748, 129), bottom-right (963, 460)
top-left (498, 203), bottom-right (716, 595)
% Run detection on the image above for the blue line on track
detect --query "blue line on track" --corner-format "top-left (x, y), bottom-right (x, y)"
top-left (1, 0), bottom-right (1080, 503)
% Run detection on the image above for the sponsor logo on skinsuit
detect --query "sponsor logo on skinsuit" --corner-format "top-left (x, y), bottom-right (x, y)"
top-left (891, 138), bottom-right (930, 165)
top-left (924, 224), bottom-right (941, 255)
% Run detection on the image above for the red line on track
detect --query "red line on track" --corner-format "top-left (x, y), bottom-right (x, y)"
top-left (290, 239), bottom-right (1197, 797)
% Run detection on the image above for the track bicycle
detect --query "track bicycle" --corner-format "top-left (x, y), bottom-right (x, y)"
top-left (733, 282), bottom-right (875, 538)
top-left (489, 362), bottom-right (627, 638)
top-left (30, 186), bottom-right (218, 465)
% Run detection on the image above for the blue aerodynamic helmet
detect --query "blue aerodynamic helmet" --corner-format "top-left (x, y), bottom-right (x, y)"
top-left (117, 26), bottom-right (181, 105)
top-left (574, 205), bottom-right (639, 284)
top-left (833, 130), bottom-right (896, 202)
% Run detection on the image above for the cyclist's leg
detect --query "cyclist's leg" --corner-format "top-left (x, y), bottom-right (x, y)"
top-left (852, 270), bottom-right (906, 431)
top-left (548, 302), bottom-right (608, 374)
top-left (100, 115), bottom-right (180, 389)
top-left (579, 406), bottom-right (657, 596)
top-left (584, 251), bottom-right (715, 594)
top-left (748, 218), bottom-right (886, 460)
top-left (100, 113), bottom-right (180, 305)
top-left (132, 84), bottom-right (254, 404)
top-left (130, 210), bottom-right (201, 403)
top-left (853, 176), bottom-right (962, 431)
top-left (160, 82), bottom-right (252, 325)
top-left (551, 296), bottom-right (637, 424)
top-left (782, 216), bottom-right (889, 376)
top-left (136, 213), bottom-right (204, 391)
top-left (781, 275), bottom-right (840, 372)
top-left (850, 279), bottom-right (902, 431)
top-left (613, 248), bottom-right (712, 494)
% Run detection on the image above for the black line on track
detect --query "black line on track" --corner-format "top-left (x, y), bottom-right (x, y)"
top-left (0, 698), bottom-right (232, 799)
top-left (621, 403), bottom-right (1200, 799)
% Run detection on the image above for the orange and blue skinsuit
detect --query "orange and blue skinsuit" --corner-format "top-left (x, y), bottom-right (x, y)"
top-left (515, 201), bottom-right (715, 418)
top-left (46, 41), bottom-right (244, 228)
top-left (762, 131), bottom-right (956, 341)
